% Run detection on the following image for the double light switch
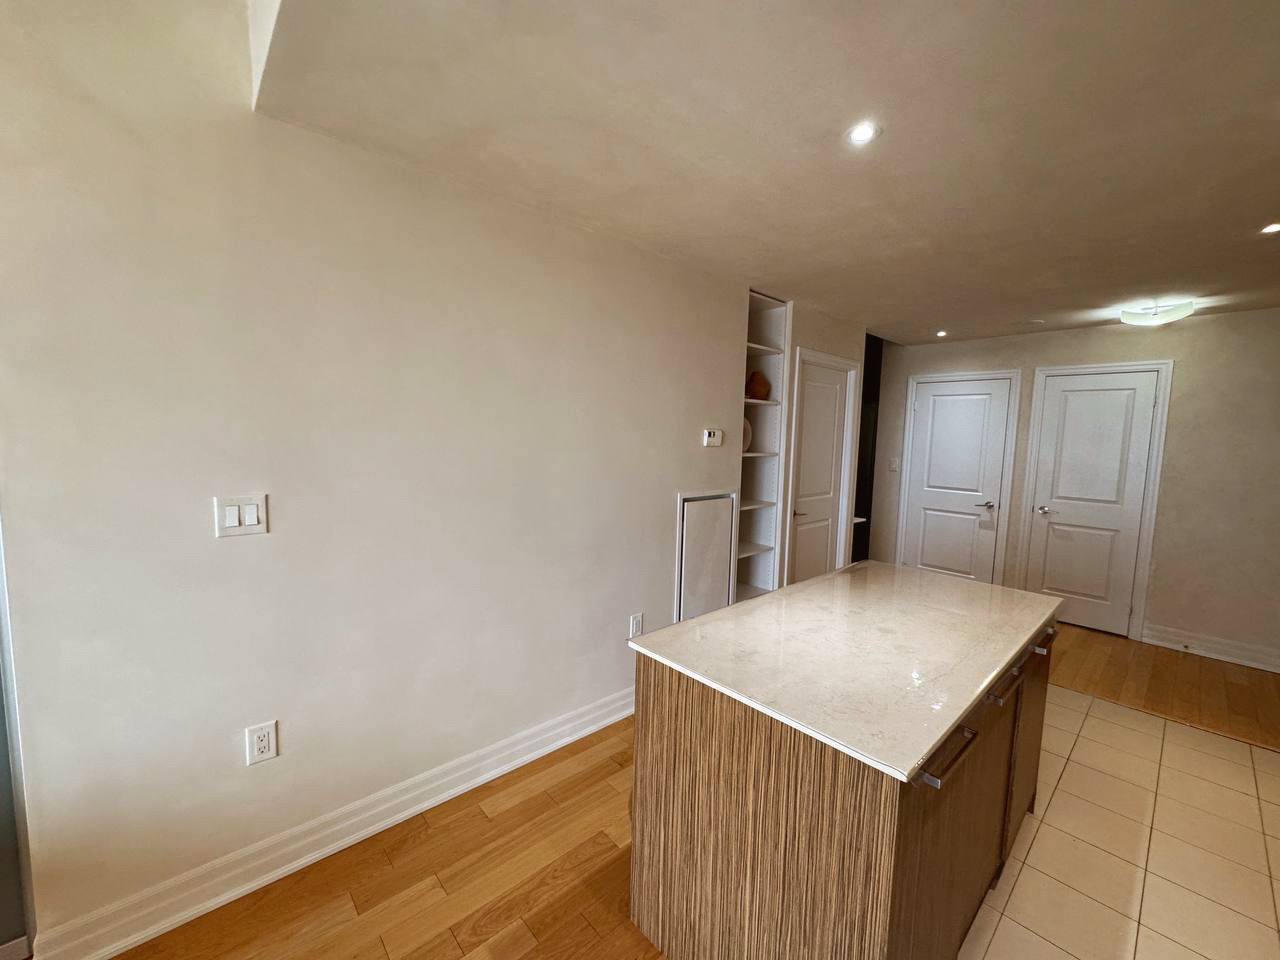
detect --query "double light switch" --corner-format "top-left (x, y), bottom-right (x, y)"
top-left (214, 494), bottom-right (268, 538)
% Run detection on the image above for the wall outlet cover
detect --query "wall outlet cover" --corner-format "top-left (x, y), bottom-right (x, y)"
top-left (245, 720), bottom-right (278, 765)
top-left (628, 613), bottom-right (644, 639)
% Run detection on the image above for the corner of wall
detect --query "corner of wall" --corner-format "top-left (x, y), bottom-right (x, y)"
top-left (247, 0), bottom-right (282, 108)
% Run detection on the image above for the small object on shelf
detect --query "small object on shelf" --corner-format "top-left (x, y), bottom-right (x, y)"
top-left (743, 417), bottom-right (753, 452)
top-left (745, 370), bottom-right (771, 401)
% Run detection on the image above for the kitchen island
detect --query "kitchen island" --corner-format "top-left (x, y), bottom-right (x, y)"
top-left (627, 560), bottom-right (1060, 960)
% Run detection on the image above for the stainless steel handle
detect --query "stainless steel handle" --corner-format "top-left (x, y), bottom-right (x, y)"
top-left (919, 726), bottom-right (978, 790)
top-left (974, 500), bottom-right (995, 509)
top-left (1034, 625), bottom-right (1057, 656)
top-left (985, 669), bottom-right (1027, 707)
top-left (1036, 505), bottom-right (1056, 515)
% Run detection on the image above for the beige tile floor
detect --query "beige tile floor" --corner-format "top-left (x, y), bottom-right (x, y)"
top-left (959, 684), bottom-right (1280, 960)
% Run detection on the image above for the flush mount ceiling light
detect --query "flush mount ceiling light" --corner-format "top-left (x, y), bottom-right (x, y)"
top-left (1119, 299), bottom-right (1195, 326)
top-left (846, 119), bottom-right (881, 146)
top-left (1262, 223), bottom-right (1280, 234)
top-left (935, 330), bottom-right (947, 337)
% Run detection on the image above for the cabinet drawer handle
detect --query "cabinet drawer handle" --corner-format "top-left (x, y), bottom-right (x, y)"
top-left (1034, 625), bottom-right (1058, 656)
top-left (985, 670), bottom-right (1026, 707)
top-left (919, 726), bottom-right (978, 790)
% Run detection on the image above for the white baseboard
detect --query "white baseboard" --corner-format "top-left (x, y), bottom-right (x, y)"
top-left (0, 935), bottom-right (30, 960)
top-left (34, 686), bottom-right (635, 960)
top-left (1143, 623), bottom-right (1279, 673)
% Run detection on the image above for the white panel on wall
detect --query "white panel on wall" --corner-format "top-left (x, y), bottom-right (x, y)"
top-left (680, 496), bottom-right (734, 620)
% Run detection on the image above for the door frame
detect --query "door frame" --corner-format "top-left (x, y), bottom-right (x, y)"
top-left (673, 488), bottom-right (739, 621)
top-left (894, 370), bottom-right (1022, 584)
top-left (1015, 360), bottom-right (1173, 641)
top-left (781, 349), bottom-right (861, 585)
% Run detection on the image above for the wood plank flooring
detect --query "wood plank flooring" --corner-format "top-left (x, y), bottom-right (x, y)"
top-left (115, 715), bottom-right (656, 960)
top-left (119, 629), bottom-right (1280, 960)
top-left (1049, 623), bottom-right (1280, 751)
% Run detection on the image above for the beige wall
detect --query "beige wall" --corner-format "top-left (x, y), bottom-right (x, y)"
top-left (871, 309), bottom-right (1280, 662)
top-left (0, 0), bottom-right (866, 942)
top-left (791, 300), bottom-right (866, 366)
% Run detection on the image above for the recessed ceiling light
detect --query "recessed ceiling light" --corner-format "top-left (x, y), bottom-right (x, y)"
top-left (935, 330), bottom-right (947, 338)
top-left (1119, 299), bottom-right (1194, 326)
top-left (846, 120), bottom-right (881, 146)
top-left (1262, 223), bottom-right (1280, 234)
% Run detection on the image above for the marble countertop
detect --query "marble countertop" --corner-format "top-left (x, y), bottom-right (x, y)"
top-left (629, 561), bottom-right (1060, 782)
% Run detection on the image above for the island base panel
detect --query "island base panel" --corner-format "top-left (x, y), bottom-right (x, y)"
top-left (630, 656), bottom-right (902, 960)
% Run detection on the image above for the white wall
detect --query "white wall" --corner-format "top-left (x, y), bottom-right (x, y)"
top-left (870, 310), bottom-right (1280, 668)
top-left (0, 1), bottom-right (775, 943)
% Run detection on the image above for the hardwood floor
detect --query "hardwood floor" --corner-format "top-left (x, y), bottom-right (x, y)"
top-left (118, 629), bottom-right (1280, 960)
top-left (1049, 623), bottom-right (1280, 751)
top-left (116, 715), bottom-right (654, 960)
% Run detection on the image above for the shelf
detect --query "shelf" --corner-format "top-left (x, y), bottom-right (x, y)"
top-left (746, 341), bottom-right (783, 357)
top-left (744, 397), bottom-right (780, 406)
top-left (742, 451), bottom-right (778, 459)
top-left (736, 540), bottom-right (774, 559)
top-left (736, 582), bottom-right (770, 601)
top-left (739, 498), bottom-right (776, 512)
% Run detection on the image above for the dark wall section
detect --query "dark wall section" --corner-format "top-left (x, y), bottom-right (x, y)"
top-left (852, 334), bottom-right (885, 563)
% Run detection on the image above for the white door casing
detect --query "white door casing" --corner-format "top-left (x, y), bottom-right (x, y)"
top-left (785, 351), bottom-right (859, 584)
top-left (1024, 369), bottom-right (1159, 634)
top-left (898, 376), bottom-right (1016, 583)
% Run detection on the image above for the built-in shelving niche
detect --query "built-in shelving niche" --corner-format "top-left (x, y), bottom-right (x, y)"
top-left (735, 291), bottom-right (792, 602)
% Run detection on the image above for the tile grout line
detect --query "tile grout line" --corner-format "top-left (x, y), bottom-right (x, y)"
top-left (1064, 750), bottom-right (1158, 794)
top-left (1146, 826), bottom-right (1273, 881)
top-left (1052, 776), bottom-right (1151, 825)
top-left (1249, 739), bottom-right (1280, 944)
top-left (1002, 914), bottom-right (1088, 960)
top-left (1148, 868), bottom-right (1280, 931)
top-left (1017, 858), bottom-right (1141, 926)
top-left (1042, 686), bottom-right (1280, 956)
top-left (982, 698), bottom-right (1276, 960)
top-left (979, 723), bottom-right (1072, 960)
top-left (1131, 708), bottom-right (1163, 960)
top-left (1034, 809), bottom-right (1148, 867)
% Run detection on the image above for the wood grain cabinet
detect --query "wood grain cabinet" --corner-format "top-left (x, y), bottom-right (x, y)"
top-left (631, 622), bottom-right (1057, 960)
top-left (1006, 626), bottom-right (1054, 857)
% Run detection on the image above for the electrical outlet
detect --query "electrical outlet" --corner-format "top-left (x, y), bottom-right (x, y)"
top-left (629, 613), bottom-right (643, 639)
top-left (245, 721), bottom-right (278, 766)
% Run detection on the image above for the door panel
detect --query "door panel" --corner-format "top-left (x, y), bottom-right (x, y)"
top-left (925, 394), bottom-right (990, 491)
top-left (919, 510), bottom-right (980, 576)
top-left (679, 496), bottom-right (733, 620)
top-left (1027, 372), bottom-right (1157, 633)
top-left (901, 379), bottom-right (1011, 583)
top-left (790, 359), bottom-right (853, 583)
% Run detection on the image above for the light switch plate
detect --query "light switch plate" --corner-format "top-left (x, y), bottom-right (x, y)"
top-left (702, 428), bottom-right (723, 447)
top-left (214, 494), bottom-right (268, 538)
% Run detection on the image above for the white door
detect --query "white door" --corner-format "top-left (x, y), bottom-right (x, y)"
top-left (679, 496), bottom-right (733, 620)
top-left (901, 378), bottom-right (1012, 582)
top-left (1025, 371), bottom-right (1157, 634)
top-left (789, 358), bottom-right (854, 583)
